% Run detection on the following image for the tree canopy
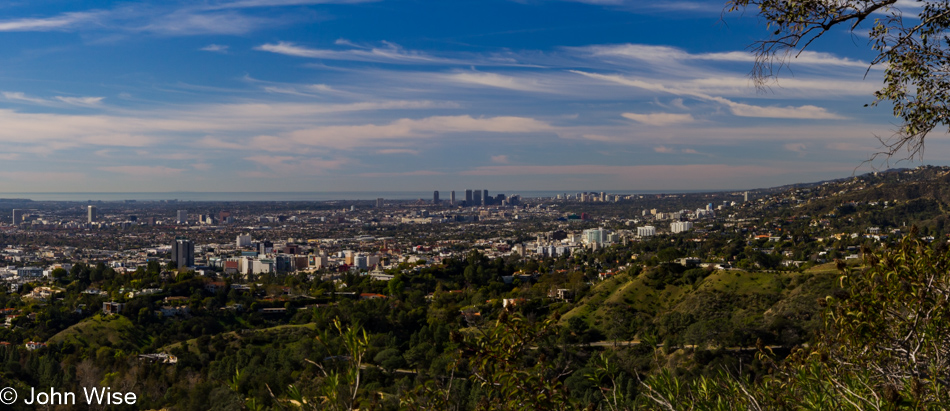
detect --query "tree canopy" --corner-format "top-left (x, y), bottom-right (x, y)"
top-left (727, 0), bottom-right (950, 160)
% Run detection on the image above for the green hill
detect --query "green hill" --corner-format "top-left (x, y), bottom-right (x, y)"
top-left (47, 314), bottom-right (151, 351)
top-left (161, 322), bottom-right (318, 354)
top-left (563, 266), bottom-right (839, 348)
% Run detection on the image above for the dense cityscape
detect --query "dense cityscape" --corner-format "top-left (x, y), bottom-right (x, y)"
top-left (0, 166), bottom-right (948, 408)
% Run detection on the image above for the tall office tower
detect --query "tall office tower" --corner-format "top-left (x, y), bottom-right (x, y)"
top-left (11, 209), bottom-right (22, 225)
top-left (433, 191), bottom-right (440, 204)
top-left (376, 198), bottom-right (384, 208)
top-left (744, 191), bottom-right (749, 202)
top-left (482, 190), bottom-right (489, 205)
top-left (177, 210), bottom-right (188, 224)
top-left (87, 205), bottom-right (97, 223)
top-left (171, 238), bottom-right (195, 268)
top-left (465, 189), bottom-right (473, 204)
top-left (472, 190), bottom-right (482, 205)
top-left (450, 191), bottom-right (456, 205)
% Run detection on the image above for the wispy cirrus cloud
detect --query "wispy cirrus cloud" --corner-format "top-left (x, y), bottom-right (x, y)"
top-left (205, 0), bottom-right (380, 10)
top-left (256, 41), bottom-right (461, 64)
top-left (0, 11), bottom-right (102, 31)
top-left (3, 91), bottom-right (104, 107)
top-left (443, 71), bottom-right (547, 92)
top-left (0, 1), bottom-right (356, 36)
top-left (54, 96), bottom-right (104, 106)
top-left (623, 112), bottom-right (694, 126)
top-left (559, 0), bottom-right (720, 12)
top-left (201, 44), bottom-right (229, 53)
top-left (251, 115), bottom-right (556, 151)
top-left (574, 70), bottom-right (846, 119)
top-left (576, 43), bottom-right (872, 68)
top-left (256, 40), bottom-right (532, 66)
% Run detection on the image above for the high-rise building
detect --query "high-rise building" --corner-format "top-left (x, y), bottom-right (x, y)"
top-left (637, 226), bottom-right (656, 237)
top-left (171, 238), bottom-right (195, 268)
top-left (236, 234), bottom-right (252, 248)
top-left (257, 240), bottom-right (274, 255)
top-left (671, 221), bottom-right (693, 233)
top-left (450, 191), bottom-right (456, 205)
top-left (87, 205), bottom-right (97, 223)
top-left (11, 209), bottom-right (23, 225)
top-left (433, 191), bottom-right (440, 204)
top-left (482, 190), bottom-right (489, 205)
top-left (465, 189), bottom-right (473, 204)
top-left (472, 190), bottom-right (482, 205)
top-left (583, 228), bottom-right (605, 244)
top-left (744, 191), bottom-right (749, 202)
top-left (376, 198), bottom-right (384, 208)
top-left (176, 210), bottom-right (187, 224)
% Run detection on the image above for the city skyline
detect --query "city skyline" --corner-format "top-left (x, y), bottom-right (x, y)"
top-left (0, 0), bottom-right (944, 193)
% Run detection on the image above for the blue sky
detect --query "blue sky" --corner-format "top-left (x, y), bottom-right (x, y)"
top-left (0, 0), bottom-right (938, 193)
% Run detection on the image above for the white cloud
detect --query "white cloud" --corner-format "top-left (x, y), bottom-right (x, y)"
top-left (256, 41), bottom-right (458, 64)
top-left (0, 12), bottom-right (101, 31)
top-left (3, 92), bottom-right (104, 107)
top-left (491, 154), bottom-right (510, 163)
top-left (2, 92), bottom-right (49, 105)
top-left (575, 43), bottom-right (872, 68)
top-left (55, 96), bottom-right (104, 106)
top-left (622, 112), bottom-right (694, 126)
top-left (574, 71), bottom-right (847, 120)
top-left (205, 0), bottom-right (379, 10)
top-left (444, 71), bottom-right (545, 92)
top-left (201, 44), bottom-right (229, 53)
top-left (138, 10), bottom-right (271, 35)
top-left (0, 4), bottom-right (304, 37)
top-left (654, 146), bottom-right (676, 153)
top-left (244, 155), bottom-right (351, 176)
top-left (721, 100), bottom-right (844, 119)
top-left (265, 115), bottom-right (556, 150)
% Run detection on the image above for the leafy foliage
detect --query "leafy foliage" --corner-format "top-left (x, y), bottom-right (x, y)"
top-left (726, 0), bottom-right (950, 160)
top-left (643, 227), bottom-right (950, 409)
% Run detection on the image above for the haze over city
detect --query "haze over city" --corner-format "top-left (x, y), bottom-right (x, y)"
top-left (0, 0), bottom-right (939, 193)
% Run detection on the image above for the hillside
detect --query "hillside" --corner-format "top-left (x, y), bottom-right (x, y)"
top-left (47, 314), bottom-right (151, 352)
top-left (563, 265), bottom-right (840, 348)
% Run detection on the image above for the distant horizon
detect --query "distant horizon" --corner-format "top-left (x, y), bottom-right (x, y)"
top-left (0, 189), bottom-right (748, 202)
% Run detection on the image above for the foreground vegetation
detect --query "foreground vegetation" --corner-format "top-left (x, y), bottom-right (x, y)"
top-left (4, 230), bottom-right (945, 409)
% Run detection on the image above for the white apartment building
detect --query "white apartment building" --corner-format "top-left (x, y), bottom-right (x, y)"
top-left (671, 221), bottom-right (693, 234)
